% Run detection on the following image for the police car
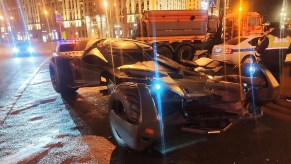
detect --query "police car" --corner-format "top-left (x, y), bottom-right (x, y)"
top-left (53, 40), bottom-right (79, 56)
top-left (211, 35), bottom-right (262, 65)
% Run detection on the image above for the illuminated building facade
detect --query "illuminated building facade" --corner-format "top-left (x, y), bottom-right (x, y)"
top-left (0, 0), bottom-right (23, 42)
top-left (0, 0), bottom-right (91, 42)
top-left (0, 0), bottom-right (221, 42)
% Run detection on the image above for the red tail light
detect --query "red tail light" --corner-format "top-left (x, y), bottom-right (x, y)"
top-left (225, 48), bottom-right (233, 54)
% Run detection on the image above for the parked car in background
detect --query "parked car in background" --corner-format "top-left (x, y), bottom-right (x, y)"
top-left (13, 42), bottom-right (35, 56)
top-left (211, 35), bottom-right (262, 65)
top-left (53, 40), bottom-right (79, 56)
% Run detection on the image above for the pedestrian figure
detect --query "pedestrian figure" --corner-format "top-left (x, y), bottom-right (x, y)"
top-left (255, 22), bottom-right (291, 82)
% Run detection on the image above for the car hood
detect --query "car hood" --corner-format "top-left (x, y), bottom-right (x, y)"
top-left (118, 61), bottom-right (211, 99)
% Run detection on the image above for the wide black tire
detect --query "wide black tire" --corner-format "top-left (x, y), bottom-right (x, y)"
top-left (176, 45), bottom-right (195, 62)
top-left (157, 46), bottom-right (173, 59)
top-left (109, 84), bottom-right (141, 146)
top-left (49, 62), bottom-right (61, 93)
top-left (49, 60), bottom-right (77, 98)
top-left (112, 84), bottom-right (141, 123)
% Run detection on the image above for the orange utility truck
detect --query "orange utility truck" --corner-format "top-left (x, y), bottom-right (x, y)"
top-left (224, 12), bottom-right (264, 40)
top-left (133, 10), bottom-right (219, 61)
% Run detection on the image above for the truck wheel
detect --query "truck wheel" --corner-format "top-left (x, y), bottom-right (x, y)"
top-left (241, 55), bottom-right (256, 64)
top-left (157, 46), bottom-right (173, 59)
top-left (49, 61), bottom-right (77, 98)
top-left (176, 45), bottom-right (195, 62)
top-left (109, 84), bottom-right (141, 146)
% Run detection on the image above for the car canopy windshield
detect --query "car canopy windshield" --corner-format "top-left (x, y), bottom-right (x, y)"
top-left (59, 44), bottom-right (77, 52)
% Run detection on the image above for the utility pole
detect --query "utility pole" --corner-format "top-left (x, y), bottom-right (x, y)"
top-left (226, 0), bottom-right (230, 14)
top-left (138, 0), bottom-right (143, 38)
top-left (122, 0), bottom-right (128, 38)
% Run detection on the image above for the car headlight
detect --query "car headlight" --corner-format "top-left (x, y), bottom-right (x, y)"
top-left (27, 47), bottom-right (34, 52)
top-left (13, 47), bottom-right (20, 53)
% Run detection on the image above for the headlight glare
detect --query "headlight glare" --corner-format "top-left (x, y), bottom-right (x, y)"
top-left (241, 63), bottom-right (259, 77)
top-left (155, 83), bottom-right (161, 90)
top-left (28, 47), bottom-right (34, 52)
top-left (248, 66), bottom-right (256, 75)
top-left (13, 47), bottom-right (19, 53)
top-left (150, 80), bottom-right (165, 93)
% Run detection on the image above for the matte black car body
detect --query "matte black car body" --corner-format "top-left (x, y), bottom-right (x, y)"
top-left (49, 38), bottom-right (279, 151)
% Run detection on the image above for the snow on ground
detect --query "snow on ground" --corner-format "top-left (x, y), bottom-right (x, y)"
top-left (0, 57), bottom-right (51, 124)
top-left (0, 60), bottom-right (116, 163)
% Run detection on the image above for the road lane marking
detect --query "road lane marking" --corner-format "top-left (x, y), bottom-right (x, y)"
top-left (0, 56), bottom-right (51, 124)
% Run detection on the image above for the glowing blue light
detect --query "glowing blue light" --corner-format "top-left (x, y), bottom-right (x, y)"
top-left (27, 47), bottom-right (34, 52)
top-left (155, 83), bottom-right (161, 90)
top-left (13, 47), bottom-right (19, 53)
top-left (152, 81), bottom-right (164, 92)
top-left (248, 66), bottom-right (256, 75)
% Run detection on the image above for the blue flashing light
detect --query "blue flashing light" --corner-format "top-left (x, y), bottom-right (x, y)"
top-left (13, 47), bottom-right (19, 53)
top-left (56, 39), bottom-right (79, 44)
top-left (242, 64), bottom-right (258, 77)
top-left (28, 47), bottom-right (34, 52)
top-left (155, 83), bottom-right (161, 90)
top-left (151, 81), bottom-right (164, 92)
top-left (248, 66), bottom-right (256, 75)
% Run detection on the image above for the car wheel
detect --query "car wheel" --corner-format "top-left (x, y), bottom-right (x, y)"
top-left (246, 102), bottom-right (262, 116)
top-left (49, 63), bottom-right (61, 93)
top-left (109, 100), bottom-right (128, 147)
top-left (241, 56), bottom-right (256, 64)
top-left (176, 45), bottom-right (195, 62)
top-left (114, 84), bottom-right (141, 123)
top-left (49, 61), bottom-right (77, 98)
top-left (109, 84), bottom-right (141, 146)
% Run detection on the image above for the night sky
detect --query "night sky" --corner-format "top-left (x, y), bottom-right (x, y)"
top-left (230, 0), bottom-right (289, 22)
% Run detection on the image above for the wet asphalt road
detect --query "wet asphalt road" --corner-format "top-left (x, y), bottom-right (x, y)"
top-left (0, 53), bottom-right (291, 164)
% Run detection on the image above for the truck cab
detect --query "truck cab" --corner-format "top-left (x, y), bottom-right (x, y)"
top-left (225, 12), bottom-right (263, 40)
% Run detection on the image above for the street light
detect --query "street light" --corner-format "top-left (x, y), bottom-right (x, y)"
top-left (104, 1), bottom-right (108, 8)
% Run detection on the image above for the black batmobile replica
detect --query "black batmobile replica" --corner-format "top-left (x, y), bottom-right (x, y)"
top-left (49, 38), bottom-right (279, 151)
